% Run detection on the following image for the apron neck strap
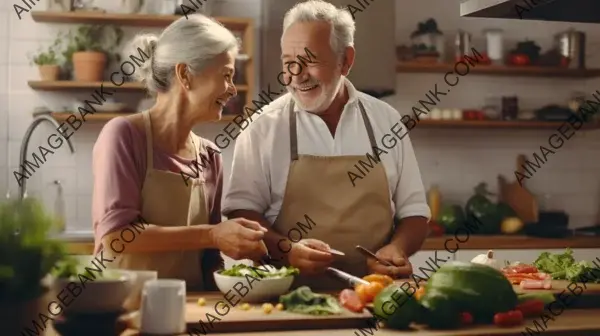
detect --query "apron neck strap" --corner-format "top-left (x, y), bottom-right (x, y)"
top-left (288, 99), bottom-right (378, 161)
top-left (142, 111), bottom-right (154, 169)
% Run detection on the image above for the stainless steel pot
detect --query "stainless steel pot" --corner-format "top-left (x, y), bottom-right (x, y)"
top-left (555, 29), bottom-right (586, 69)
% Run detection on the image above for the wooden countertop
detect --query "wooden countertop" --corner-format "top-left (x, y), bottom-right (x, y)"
top-left (65, 235), bottom-right (600, 255)
top-left (44, 308), bottom-right (600, 336)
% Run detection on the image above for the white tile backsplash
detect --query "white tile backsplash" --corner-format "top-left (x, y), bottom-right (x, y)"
top-left (1, 0), bottom-right (599, 230)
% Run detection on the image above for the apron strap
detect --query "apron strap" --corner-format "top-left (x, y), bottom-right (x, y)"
top-left (289, 100), bottom-right (299, 161)
top-left (357, 100), bottom-right (379, 157)
top-left (142, 111), bottom-right (154, 172)
top-left (288, 98), bottom-right (379, 161)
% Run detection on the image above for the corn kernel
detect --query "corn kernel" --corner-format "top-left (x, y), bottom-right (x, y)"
top-left (275, 303), bottom-right (284, 311)
top-left (262, 303), bottom-right (273, 314)
top-left (197, 298), bottom-right (206, 306)
top-left (240, 303), bottom-right (251, 310)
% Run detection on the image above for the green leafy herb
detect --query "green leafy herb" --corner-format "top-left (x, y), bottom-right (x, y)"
top-left (534, 248), bottom-right (600, 283)
top-left (279, 286), bottom-right (342, 315)
top-left (219, 264), bottom-right (299, 278)
top-left (0, 198), bottom-right (67, 303)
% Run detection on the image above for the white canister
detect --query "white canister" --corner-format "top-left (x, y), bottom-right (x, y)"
top-left (140, 279), bottom-right (186, 334)
top-left (484, 29), bottom-right (504, 62)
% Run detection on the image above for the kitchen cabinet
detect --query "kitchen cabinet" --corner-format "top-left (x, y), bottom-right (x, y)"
top-left (455, 248), bottom-right (600, 264)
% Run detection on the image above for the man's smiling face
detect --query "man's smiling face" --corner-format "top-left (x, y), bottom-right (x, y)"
top-left (281, 21), bottom-right (344, 114)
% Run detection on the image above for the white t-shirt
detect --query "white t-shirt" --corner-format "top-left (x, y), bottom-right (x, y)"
top-left (222, 78), bottom-right (431, 225)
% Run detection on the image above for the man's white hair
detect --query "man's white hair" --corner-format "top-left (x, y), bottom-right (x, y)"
top-left (281, 0), bottom-right (355, 57)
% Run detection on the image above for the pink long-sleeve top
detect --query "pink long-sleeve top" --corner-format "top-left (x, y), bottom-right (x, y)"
top-left (92, 117), bottom-right (223, 254)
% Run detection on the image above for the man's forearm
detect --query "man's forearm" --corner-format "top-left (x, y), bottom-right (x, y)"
top-left (227, 210), bottom-right (290, 260)
top-left (390, 216), bottom-right (429, 257)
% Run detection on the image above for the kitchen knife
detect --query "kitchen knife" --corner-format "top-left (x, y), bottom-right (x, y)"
top-left (326, 267), bottom-right (369, 287)
top-left (356, 245), bottom-right (393, 266)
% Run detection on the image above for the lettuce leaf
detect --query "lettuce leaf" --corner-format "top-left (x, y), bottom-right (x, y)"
top-left (534, 248), bottom-right (600, 283)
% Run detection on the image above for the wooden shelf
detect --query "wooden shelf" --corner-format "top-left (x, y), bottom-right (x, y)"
top-left (396, 62), bottom-right (600, 78)
top-left (416, 119), bottom-right (600, 129)
top-left (30, 11), bottom-right (252, 31)
top-left (421, 235), bottom-right (600, 250)
top-left (49, 112), bottom-right (237, 123)
top-left (28, 80), bottom-right (250, 92)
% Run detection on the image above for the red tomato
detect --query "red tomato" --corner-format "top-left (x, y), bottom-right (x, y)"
top-left (516, 300), bottom-right (545, 317)
top-left (494, 310), bottom-right (524, 327)
top-left (339, 289), bottom-right (365, 313)
top-left (510, 54), bottom-right (531, 66)
top-left (461, 312), bottom-right (473, 325)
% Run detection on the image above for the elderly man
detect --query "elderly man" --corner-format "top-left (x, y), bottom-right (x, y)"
top-left (223, 0), bottom-right (430, 290)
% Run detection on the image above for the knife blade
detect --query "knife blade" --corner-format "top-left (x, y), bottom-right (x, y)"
top-left (326, 267), bottom-right (369, 287)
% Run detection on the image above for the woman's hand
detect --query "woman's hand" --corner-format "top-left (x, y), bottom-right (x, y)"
top-left (211, 218), bottom-right (269, 260)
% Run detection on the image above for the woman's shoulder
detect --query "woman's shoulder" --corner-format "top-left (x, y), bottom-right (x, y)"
top-left (95, 116), bottom-right (145, 152)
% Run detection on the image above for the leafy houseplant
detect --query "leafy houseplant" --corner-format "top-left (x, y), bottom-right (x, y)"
top-left (63, 25), bottom-right (123, 81)
top-left (29, 35), bottom-right (64, 81)
top-left (0, 198), bottom-right (67, 334)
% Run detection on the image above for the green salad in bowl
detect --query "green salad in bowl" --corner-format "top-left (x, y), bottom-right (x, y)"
top-left (50, 257), bottom-right (135, 313)
top-left (214, 264), bottom-right (300, 302)
top-left (219, 264), bottom-right (299, 278)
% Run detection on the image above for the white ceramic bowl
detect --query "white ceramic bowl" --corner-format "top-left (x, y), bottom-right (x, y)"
top-left (52, 269), bottom-right (136, 314)
top-left (213, 271), bottom-right (294, 303)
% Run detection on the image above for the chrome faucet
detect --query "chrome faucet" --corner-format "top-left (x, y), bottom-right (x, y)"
top-left (18, 113), bottom-right (76, 200)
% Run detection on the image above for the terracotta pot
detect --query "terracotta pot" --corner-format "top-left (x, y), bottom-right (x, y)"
top-left (0, 287), bottom-right (54, 336)
top-left (72, 51), bottom-right (107, 82)
top-left (38, 65), bottom-right (60, 81)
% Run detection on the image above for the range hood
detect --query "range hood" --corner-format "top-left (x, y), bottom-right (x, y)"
top-left (260, 0), bottom-right (396, 98)
top-left (460, 0), bottom-right (600, 24)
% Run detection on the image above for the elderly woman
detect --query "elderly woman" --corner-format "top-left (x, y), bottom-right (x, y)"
top-left (92, 14), bottom-right (268, 291)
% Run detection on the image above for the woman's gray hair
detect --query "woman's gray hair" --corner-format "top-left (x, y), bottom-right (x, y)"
top-left (281, 0), bottom-right (355, 57)
top-left (128, 14), bottom-right (239, 93)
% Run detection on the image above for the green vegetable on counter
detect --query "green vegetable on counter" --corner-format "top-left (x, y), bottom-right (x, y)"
top-left (279, 286), bottom-right (342, 315)
top-left (373, 284), bottom-right (424, 330)
top-left (420, 261), bottom-right (518, 328)
top-left (465, 183), bottom-right (516, 235)
top-left (517, 292), bottom-right (556, 305)
top-left (438, 204), bottom-right (465, 233)
top-left (220, 264), bottom-right (299, 278)
top-left (534, 248), bottom-right (600, 283)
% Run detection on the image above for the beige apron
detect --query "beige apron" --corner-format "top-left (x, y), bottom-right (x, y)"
top-left (273, 100), bottom-right (394, 291)
top-left (105, 111), bottom-right (214, 291)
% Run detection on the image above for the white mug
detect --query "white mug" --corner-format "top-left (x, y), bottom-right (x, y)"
top-left (140, 279), bottom-right (186, 334)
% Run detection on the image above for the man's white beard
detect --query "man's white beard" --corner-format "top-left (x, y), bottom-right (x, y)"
top-left (288, 75), bottom-right (345, 114)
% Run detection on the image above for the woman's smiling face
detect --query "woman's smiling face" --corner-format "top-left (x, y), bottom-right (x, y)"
top-left (187, 50), bottom-right (238, 122)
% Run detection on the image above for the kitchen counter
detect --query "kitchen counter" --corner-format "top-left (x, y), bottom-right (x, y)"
top-left (61, 235), bottom-right (600, 255)
top-left (43, 307), bottom-right (600, 336)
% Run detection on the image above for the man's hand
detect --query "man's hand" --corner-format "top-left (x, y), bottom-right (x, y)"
top-left (367, 244), bottom-right (412, 278)
top-left (287, 239), bottom-right (334, 275)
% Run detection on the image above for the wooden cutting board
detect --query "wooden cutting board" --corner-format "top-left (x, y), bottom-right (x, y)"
top-left (498, 154), bottom-right (538, 223)
top-left (184, 293), bottom-right (373, 333)
top-left (514, 280), bottom-right (600, 308)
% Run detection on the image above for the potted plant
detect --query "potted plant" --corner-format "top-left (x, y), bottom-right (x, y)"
top-left (63, 25), bottom-right (123, 81)
top-left (29, 36), bottom-right (64, 81)
top-left (0, 198), bottom-right (67, 335)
